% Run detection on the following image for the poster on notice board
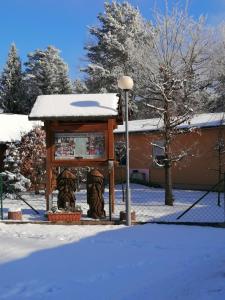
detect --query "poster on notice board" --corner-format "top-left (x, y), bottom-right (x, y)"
top-left (54, 132), bottom-right (105, 160)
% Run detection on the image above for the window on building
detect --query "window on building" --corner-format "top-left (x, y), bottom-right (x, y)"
top-left (115, 141), bottom-right (126, 165)
top-left (152, 140), bottom-right (165, 167)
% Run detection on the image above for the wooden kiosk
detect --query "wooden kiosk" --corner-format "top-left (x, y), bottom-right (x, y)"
top-left (29, 94), bottom-right (121, 216)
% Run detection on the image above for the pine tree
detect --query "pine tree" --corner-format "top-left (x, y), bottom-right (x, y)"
top-left (24, 46), bottom-right (72, 111)
top-left (0, 44), bottom-right (26, 113)
top-left (4, 142), bottom-right (20, 174)
top-left (81, 1), bottom-right (151, 94)
top-left (57, 58), bottom-right (73, 94)
top-left (73, 79), bottom-right (88, 94)
top-left (0, 142), bottom-right (30, 193)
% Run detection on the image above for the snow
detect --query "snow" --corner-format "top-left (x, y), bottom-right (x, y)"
top-left (115, 112), bottom-right (225, 133)
top-left (29, 94), bottom-right (119, 120)
top-left (0, 223), bottom-right (224, 300)
top-left (8, 207), bottom-right (21, 212)
top-left (0, 184), bottom-right (225, 299)
top-left (0, 114), bottom-right (40, 143)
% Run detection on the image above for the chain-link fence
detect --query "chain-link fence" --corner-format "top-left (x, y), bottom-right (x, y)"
top-left (63, 182), bottom-right (225, 224)
top-left (1, 181), bottom-right (225, 224)
top-left (113, 183), bottom-right (225, 223)
top-left (43, 182), bottom-right (221, 223)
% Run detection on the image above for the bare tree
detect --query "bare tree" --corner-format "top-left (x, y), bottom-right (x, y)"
top-left (206, 24), bottom-right (225, 112)
top-left (131, 7), bottom-right (211, 205)
top-left (213, 114), bottom-right (225, 206)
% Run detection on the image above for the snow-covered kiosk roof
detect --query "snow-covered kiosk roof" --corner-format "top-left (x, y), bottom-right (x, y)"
top-left (29, 94), bottom-right (120, 121)
top-left (0, 113), bottom-right (39, 143)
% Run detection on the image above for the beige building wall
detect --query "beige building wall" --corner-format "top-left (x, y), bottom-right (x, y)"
top-left (115, 127), bottom-right (225, 190)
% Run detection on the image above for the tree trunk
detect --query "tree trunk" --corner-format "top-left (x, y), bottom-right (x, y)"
top-left (163, 95), bottom-right (174, 206)
top-left (164, 161), bottom-right (174, 206)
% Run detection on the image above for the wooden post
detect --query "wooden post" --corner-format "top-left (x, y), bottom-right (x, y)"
top-left (108, 119), bottom-right (115, 213)
top-left (109, 163), bottom-right (115, 213)
top-left (45, 122), bottom-right (53, 211)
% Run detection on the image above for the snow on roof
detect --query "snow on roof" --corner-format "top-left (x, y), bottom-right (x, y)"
top-left (29, 94), bottom-right (119, 120)
top-left (0, 114), bottom-right (39, 143)
top-left (115, 112), bottom-right (225, 133)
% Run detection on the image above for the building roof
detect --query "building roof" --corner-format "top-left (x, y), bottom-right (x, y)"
top-left (115, 113), bottom-right (225, 133)
top-left (0, 114), bottom-right (40, 143)
top-left (29, 94), bottom-right (119, 121)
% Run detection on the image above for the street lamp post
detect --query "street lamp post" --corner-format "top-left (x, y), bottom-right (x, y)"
top-left (118, 76), bottom-right (134, 226)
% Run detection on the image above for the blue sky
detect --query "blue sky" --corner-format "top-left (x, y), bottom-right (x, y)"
top-left (0, 0), bottom-right (225, 79)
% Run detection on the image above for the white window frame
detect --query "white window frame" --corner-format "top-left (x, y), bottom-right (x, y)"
top-left (152, 140), bottom-right (165, 167)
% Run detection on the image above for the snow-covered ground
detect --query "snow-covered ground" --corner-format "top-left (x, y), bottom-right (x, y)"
top-left (1, 184), bottom-right (224, 223)
top-left (0, 223), bottom-right (224, 300)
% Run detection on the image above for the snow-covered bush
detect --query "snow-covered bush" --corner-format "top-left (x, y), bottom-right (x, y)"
top-left (0, 142), bottom-right (31, 194)
top-left (0, 170), bottom-right (30, 193)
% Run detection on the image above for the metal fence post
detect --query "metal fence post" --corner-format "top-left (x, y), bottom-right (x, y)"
top-left (0, 175), bottom-right (3, 220)
top-left (224, 172), bottom-right (225, 223)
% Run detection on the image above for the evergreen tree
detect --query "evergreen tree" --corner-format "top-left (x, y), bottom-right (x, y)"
top-left (24, 46), bottom-right (72, 111)
top-left (0, 142), bottom-right (30, 194)
top-left (0, 44), bottom-right (26, 113)
top-left (4, 142), bottom-right (20, 174)
top-left (73, 79), bottom-right (88, 94)
top-left (57, 59), bottom-right (73, 93)
top-left (81, 1), bottom-right (151, 94)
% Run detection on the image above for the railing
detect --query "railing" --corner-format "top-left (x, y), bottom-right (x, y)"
top-left (0, 180), bottom-right (39, 220)
top-left (1, 177), bottom-right (225, 224)
top-left (176, 174), bottom-right (225, 221)
top-left (0, 175), bottom-right (3, 220)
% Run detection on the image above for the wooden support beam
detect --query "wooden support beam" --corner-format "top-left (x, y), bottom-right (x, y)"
top-left (108, 119), bottom-right (115, 160)
top-left (52, 160), bottom-right (107, 167)
top-left (50, 122), bottom-right (108, 132)
top-left (45, 122), bottom-right (53, 211)
top-left (109, 163), bottom-right (115, 214)
top-left (108, 119), bottom-right (115, 213)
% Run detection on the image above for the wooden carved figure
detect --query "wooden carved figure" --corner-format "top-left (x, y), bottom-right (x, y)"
top-left (87, 168), bottom-right (105, 219)
top-left (57, 169), bottom-right (76, 210)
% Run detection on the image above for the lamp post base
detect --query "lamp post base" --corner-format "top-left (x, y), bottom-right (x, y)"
top-left (119, 211), bottom-right (136, 222)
